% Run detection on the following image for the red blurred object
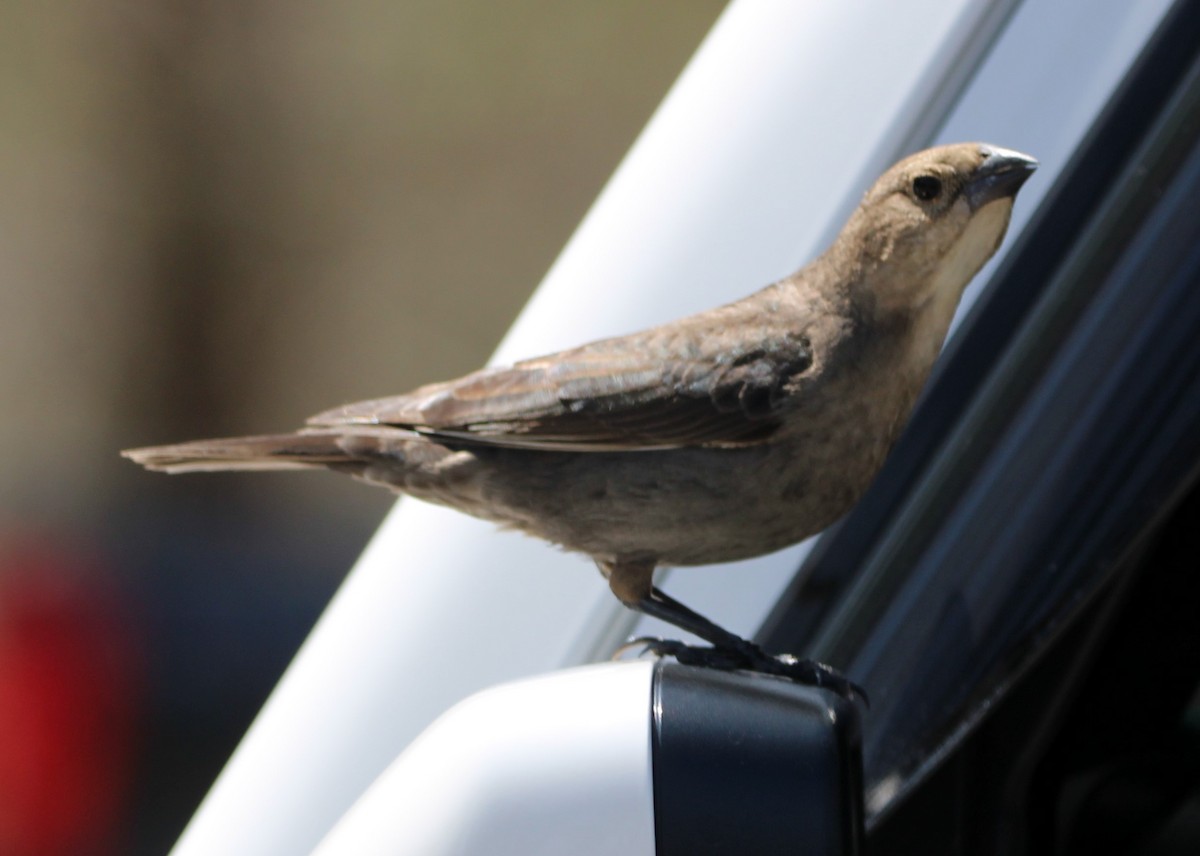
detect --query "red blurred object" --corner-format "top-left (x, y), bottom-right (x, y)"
top-left (0, 535), bottom-right (143, 856)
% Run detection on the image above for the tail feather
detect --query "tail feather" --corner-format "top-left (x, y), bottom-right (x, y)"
top-left (122, 431), bottom-right (353, 474)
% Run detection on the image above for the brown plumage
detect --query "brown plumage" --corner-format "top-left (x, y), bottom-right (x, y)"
top-left (126, 143), bottom-right (1036, 692)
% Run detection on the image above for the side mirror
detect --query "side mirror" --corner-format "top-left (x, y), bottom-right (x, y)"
top-left (312, 660), bottom-right (863, 855)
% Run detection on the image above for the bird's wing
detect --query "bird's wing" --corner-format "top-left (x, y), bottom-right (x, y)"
top-left (306, 318), bottom-right (814, 452)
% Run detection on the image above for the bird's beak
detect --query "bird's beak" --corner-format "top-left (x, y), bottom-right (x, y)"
top-left (966, 145), bottom-right (1038, 211)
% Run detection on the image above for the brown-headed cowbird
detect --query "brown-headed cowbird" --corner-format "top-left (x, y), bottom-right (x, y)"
top-left (125, 143), bottom-right (1036, 696)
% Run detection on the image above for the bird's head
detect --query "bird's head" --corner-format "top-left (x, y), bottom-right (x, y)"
top-left (837, 142), bottom-right (1037, 321)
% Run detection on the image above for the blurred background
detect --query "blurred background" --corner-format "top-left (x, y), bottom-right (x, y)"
top-left (0, 3), bottom-right (726, 853)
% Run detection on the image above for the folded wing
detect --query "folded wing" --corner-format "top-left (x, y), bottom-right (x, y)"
top-left (307, 324), bottom-right (814, 452)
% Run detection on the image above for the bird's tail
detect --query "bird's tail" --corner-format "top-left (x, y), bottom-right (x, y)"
top-left (122, 431), bottom-right (356, 474)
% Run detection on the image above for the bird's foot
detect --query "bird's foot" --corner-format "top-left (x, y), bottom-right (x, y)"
top-left (617, 636), bottom-right (868, 706)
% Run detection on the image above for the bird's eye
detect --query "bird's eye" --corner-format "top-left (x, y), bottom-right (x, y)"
top-left (912, 175), bottom-right (942, 201)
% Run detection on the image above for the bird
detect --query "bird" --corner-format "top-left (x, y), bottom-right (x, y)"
top-left (125, 142), bottom-right (1036, 699)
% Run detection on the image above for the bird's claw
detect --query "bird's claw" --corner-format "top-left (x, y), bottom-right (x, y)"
top-left (616, 636), bottom-right (868, 706)
top-left (615, 636), bottom-right (753, 671)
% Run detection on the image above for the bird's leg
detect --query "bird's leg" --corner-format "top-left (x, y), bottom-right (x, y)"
top-left (601, 559), bottom-right (867, 703)
top-left (601, 560), bottom-right (758, 658)
top-left (623, 589), bottom-right (867, 703)
top-left (634, 586), bottom-right (768, 660)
